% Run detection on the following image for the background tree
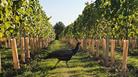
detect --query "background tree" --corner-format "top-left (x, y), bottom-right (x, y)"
top-left (54, 21), bottom-right (65, 40)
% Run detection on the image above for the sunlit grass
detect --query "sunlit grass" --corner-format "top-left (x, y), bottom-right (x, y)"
top-left (42, 45), bottom-right (109, 77)
top-left (0, 40), bottom-right (138, 77)
top-left (47, 40), bottom-right (68, 52)
top-left (115, 51), bottom-right (138, 68)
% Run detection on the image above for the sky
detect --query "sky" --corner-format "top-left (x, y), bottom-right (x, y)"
top-left (39, 0), bottom-right (95, 26)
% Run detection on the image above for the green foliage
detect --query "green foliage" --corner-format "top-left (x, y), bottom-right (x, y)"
top-left (0, 0), bottom-right (55, 39)
top-left (62, 0), bottom-right (138, 39)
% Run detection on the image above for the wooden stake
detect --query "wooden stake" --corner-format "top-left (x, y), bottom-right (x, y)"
top-left (5, 39), bottom-right (8, 48)
top-left (33, 37), bottom-right (36, 52)
top-left (83, 39), bottom-right (86, 49)
top-left (87, 39), bottom-right (91, 49)
top-left (36, 37), bottom-right (39, 51)
top-left (47, 38), bottom-right (49, 46)
top-left (70, 39), bottom-right (73, 45)
top-left (38, 38), bottom-right (40, 49)
top-left (11, 38), bottom-right (20, 69)
top-left (95, 40), bottom-right (99, 57)
top-left (102, 38), bottom-right (109, 66)
top-left (121, 40), bottom-right (129, 77)
top-left (80, 39), bottom-right (84, 48)
top-left (21, 37), bottom-right (25, 63)
top-left (40, 38), bottom-right (42, 48)
top-left (102, 38), bottom-right (106, 55)
top-left (45, 39), bottom-right (48, 48)
top-left (30, 38), bottom-right (34, 51)
top-left (8, 38), bottom-right (11, 48)
top-left (91, 39), bottom-right (95, 55)
top-left (41, 38), bottom-right (44, 48)
top-left (111, 39), bottom-right (115, 65)
top-left (43, 39), bottom-right (46, 48)
top-left (25, 37), bottom-right (30, 61)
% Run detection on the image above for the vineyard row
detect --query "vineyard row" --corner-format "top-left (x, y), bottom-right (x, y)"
top-left (62, 38), bottom-right (138, 76)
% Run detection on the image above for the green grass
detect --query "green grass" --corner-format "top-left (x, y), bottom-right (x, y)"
top-left (40, 52), bottom-right (109, 77)
top-left (37, 40), bottom-right (109, 77)
top-left (115, 50), bottom-right (138, 68)
top-left (0, 40), bottom-right (138, 77)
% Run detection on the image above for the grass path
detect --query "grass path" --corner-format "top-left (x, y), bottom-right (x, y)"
top-left (37, 40), bottom-right (109, 77)
top-left (1, 40), bottom-right (138, 77)
top-left (43, 53), bottom-right (107, 77)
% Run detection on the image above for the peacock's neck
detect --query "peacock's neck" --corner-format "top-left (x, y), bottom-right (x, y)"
top-left (72, 44), bottom-right (80, 54)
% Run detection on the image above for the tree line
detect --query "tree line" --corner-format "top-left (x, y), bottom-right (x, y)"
top-left (62, 0), bottom-right (138, 40)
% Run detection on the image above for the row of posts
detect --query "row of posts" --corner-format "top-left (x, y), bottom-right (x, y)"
top-left (1, 37), bottom-right (52, 70)
top-left (62, 38), bottom-right (137, 77)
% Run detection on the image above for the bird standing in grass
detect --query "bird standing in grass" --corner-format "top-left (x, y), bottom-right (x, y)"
top-left (44, 42), bottom-right (81, 68)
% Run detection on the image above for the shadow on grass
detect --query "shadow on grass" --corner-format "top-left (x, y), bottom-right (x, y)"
top-left (44, 51), bottom-right (109, 77)
top-left (1, 40), bottom-right (138, 77)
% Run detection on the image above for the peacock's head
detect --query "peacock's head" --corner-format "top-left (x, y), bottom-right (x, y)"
top-left (77, 42), bottom-right (81, 46)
